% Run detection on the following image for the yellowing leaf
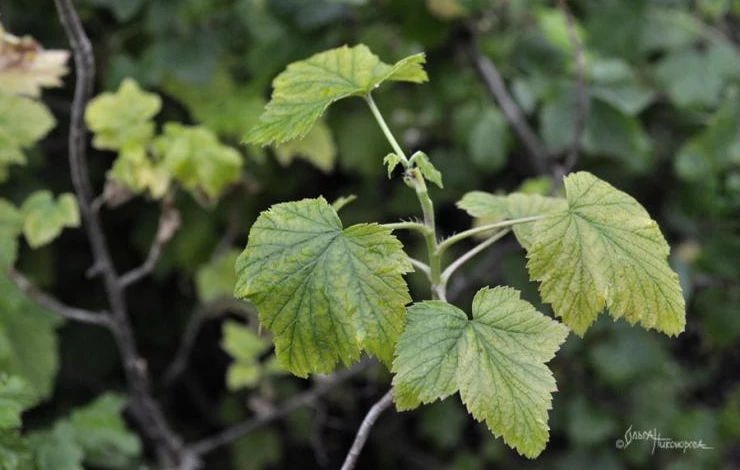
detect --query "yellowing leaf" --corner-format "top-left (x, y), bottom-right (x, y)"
top-left (0, 25), bottom-right (69, 97)
top-left (234, 197), bottom-right (412, 377)
top-left (392, 287), bottom-right (569, 458)
top-left (20, 191), bottom-right (80, 249)
top-left (527, 172), bottom-right (686, 336)
top-left (245, 44), bottom-right (427, 146)
top-left (154, 123), bottom-right (243, 202)
top-left (274, 119), bottom-right (337, 172)
top-left (0, 93), bottom-right (55, 175)
top-left (107, 145), bottom-right (171, 199)
top-left (85, 79), bottom-right (161, 150)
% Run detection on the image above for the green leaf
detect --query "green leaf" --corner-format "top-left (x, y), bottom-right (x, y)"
top-left (274, 118), bottom-right (337, 172)
top-left (195, 250), bottom-right (240, 303)
top-left (221, 321), bottom-right (269, 363)
top-left (67, 394), bottom-right (141, 469)
top-left (154, 123), bottom-right (243, 201)
top-left (0, 200), bottom-right (23, 267)
top-left (20, 191), bottom-right (80, 249)
top-left (392, 286), bottom-right (569, 458)
top-left (0, 273), bottom-right (61, 402)
top-left (466, 106), bottom-right (509, 173)
top-left (411, 151), bottom-right (443, 188)
top-left (0, 429), bottom-right (34, 470)
top-left (245, 44), bottom-right (427, 146)
top-left (0, 94), bottom-right (55, 171)
top-left (85, 78), bottom-right (161, 150)
top-left (383, 153), bottom-right (403, 179)
top-left (0, 375), bottom-right (36, 430)
top-left (526, 172), bottom-right (686, 336)
top-left (28, 423), bottom-right (84, 470)
top-left (234, 197), bottom-right (412, 377)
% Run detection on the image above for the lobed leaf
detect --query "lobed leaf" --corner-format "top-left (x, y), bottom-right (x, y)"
top-left (411, 151), bottom-right (443, 188)
top-left (234, 197), bottom-right (412, 377)
top-left (245, 44), bottom-right (427, 146)
top-left (527, 172), bottom-right (686, 336)
top-left (392, 286), bottom-right (569, 458)
top-left (85, 79), bottom-right (161, 151)
top-left (19, 191), bottom-right (80, 249)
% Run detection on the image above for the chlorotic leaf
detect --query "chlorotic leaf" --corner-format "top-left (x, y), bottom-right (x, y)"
top-left (0, 374), bottom-right (36, 430)
top-left (245, 44), bottom-right (427, 146)
top-left (411, 151), bottom-right (443, 188)
top-left (527, 172), bottom-right (686, 336)
top-left (383, 153), bottom-right (403, 179)
top-left (0, 94), bottom-right (55, 174)
top-left (234, 197), bottom-right (412, 377)
top-left (392, 286), bottom-right (569, 458)
top-left (154, 123), bottom-right (243, 201)
top-left (85, 79), bottom-right (161, 150)
top-left (457, 191), bottom-right (509, 220)
top-left (20, 191), bottom-right (80, 249)
top-left (274, 119), bottom-right (337, 173)
top-left (107, 145), bottom-right (171, 199)
top-left (0, 25), bottom-right (69, 98)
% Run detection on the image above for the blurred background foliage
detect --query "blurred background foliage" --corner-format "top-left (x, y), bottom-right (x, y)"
top-left (1, 0), bottom-right (739, 468)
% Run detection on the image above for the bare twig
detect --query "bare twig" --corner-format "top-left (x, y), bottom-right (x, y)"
top-left (52, 1), bottom-right (195, 468)
top-left (340, 389), bottom-right (395, 470)
top-left (190, 361), bottom-right (369, 456)
top-left (119, 193), bottom-right (180, 288)
top-left (557, 0), bottom-right (588, 175)
top-left (163, 298), bottom-right (253, 385)
top-left (467, 34), bottom-right (549, 175)
top-left (8, 269), bottom-right (112, 326)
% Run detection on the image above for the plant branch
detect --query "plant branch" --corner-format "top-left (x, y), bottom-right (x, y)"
top-left (8, 268), bottom-right (112, 326)
top-left (437, 215), bottom-right (543, 254)
top-left (340, 389), bottom-right (395, 470)
top-left (408, 258), bottom-right (431, 278)
top-left (557, 0), bottom-right (588, 176)
top-left (163, 298), bottom-right (254, 385)
top-left (119, 193), bottom-right (180, 288)
top-left (467, 34), bottom-right (549, 175)
top-left (365, 95), bottom-right (409, 163)
top-left (383, 221), bottom-right (430, 234)
top-left (53, 1), bottom-right (194, 468)
top-left (441, 229), bottom-right (510, 285)
top-left (189, 362), bottom-right (368, 456)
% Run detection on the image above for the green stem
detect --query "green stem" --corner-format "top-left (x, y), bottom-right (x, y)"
top-left (365, 94), bottom-right (409, 165)
top-left (365, 94), bottom-right (443, 300)
top-left (383, 221), bottom-right (430, 234)
top-left (436, 215), bottom-right (543, 255)
top-left (441, 229), bottom-right (510, 286)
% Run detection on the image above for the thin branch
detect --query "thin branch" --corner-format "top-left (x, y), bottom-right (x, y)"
top-left (447, 238), bottom-right (520, 302)
top-left (467, 33), bottom-right (549, 175)
top-left (119, 193), bottom-right (180, 288)
top-left (163, 298), bottom-right (254, 385)
top-left (190, 361), bottom-right (369, 456)
top-left (8, 269), bottom-right (112, 326)
top-left (408, 258), bottom-right (431, 278)
top-left (53, 2), bottom-right (194, 467)
top-left (437, 215), bottom-right (543, 254)
top-left (557, 0), bottom-right (588, 175)
top-left (441, 229), bottom-right (510, 284)
top-left (340, 389), bottom-right (395, 470)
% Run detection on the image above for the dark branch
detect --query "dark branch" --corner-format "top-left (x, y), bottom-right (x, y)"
top-left (52, 1), bottom-right (195, 467)
top-left (120, 193), bottom-right (180, 288)
top-left (8, 268), bottom-right (112, 326)
top-left (557, 0), bottom-right (588, 174)
top-left (467, 33), bottom-right (550, 175)
top-left (340, 389), bottom-right (395, 470)
top-left (190, 362), bottom-right (369, 456)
